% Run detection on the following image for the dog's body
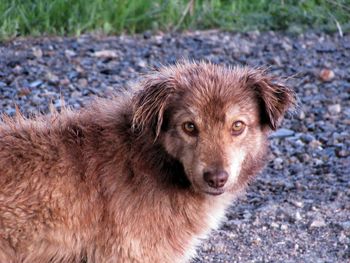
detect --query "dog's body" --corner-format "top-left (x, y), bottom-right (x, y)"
top-left (0, 61), bottom-right (294, 263)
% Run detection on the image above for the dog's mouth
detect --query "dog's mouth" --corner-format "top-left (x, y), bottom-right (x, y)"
top-left (203, 188), bottom-right (225, 196)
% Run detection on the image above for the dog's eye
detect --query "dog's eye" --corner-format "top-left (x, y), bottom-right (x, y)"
top-left (182, 122), bottom-right (198, 136)
top-left (231, 121), bottom-right (246, 135)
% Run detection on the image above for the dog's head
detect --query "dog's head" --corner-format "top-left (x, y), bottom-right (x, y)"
top-left (132, 61), bottom-right (295, 196)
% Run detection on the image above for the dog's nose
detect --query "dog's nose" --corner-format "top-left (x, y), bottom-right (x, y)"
top-left (203, 170), bottom-right (228, 189)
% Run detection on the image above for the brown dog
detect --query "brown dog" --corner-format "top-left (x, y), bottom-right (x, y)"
top-left (0, 61), bottom-right (295, 263)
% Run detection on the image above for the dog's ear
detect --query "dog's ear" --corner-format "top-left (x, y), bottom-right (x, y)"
top-left (245, 69), bottom-right (296, 130)
top-left (132, 75), bottom-right (175, 140)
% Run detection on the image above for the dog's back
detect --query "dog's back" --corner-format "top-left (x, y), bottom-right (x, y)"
top-left (0, 110), bottom-right (100, 262)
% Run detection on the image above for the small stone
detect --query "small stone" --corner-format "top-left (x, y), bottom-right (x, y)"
top-left (29, 80), bottom-right (43, 88)
top-left (280, 224), bottom-right (288, 230)
top-left (93, 50), bottom-right (118, 59)
top-left (71, 91), bottom-right (82, 98)
top-left (273, 157), bottom-right (284, 170)
top-left (154, 35), bottom-right (163, 45)
top-left (294, 243), bottom-right (299, 251)
top-left (253, 237), bottom-right (262, 245)
top-left (78, 78), bottom-right (88, 87)
top-left (243, 211), bottom-right (252, 220)
top-left (292, 139), bottom-right (305, 147)
top-left (65, 49), bottom-right (77, 57)
top-left (143, 31), bottom-right (152, 39)
top-left (248, 30), bottom-right (260, 39)
top-left (339, 221), bottom-right (350, 231)
top-left (31, 94), bottom-right (45, 105)
top-left (215, 241), bottom-right (227, 253)
top-left (298, 153), bottom-right (311, 163)
top-left (270, 128), bottom-right (295, 139)
top-left (338, 232), bottom-right (348, 244)
top-left (313, 158), bottom-right (324, 166)
top-left (295, 211), bottom-right (302, 221)
top-left (60, 78), bottom-right (70, 86)
top-left (271, 56), bottom-right (282, 66)
top-left (298, 110), bottom-right (305, 120)
top-left (18, 88), bottom-right (31, 97)
top-left (319, 68), bottom-right (335, 82)
top-left (281, 40), bottom-right (293, 51)
top-left (13, 65), bottom-right (23, 75)
top-left (240, 43), bottom-right (251, 55)
top-left (327, 104), bottom-right (341, 114)
top-left (301, 133), bottom-right (315, 144)
top-left (310, 217), bottom-right (326, 228)
top-left (229, 219), bottom-right (243, 227)
top-left (201, 242), bottom-right (212, 252)
top-left (271, 222), bottom-right (279, 229)
top-left (137, 60), bottom-right (147, 68)
top-left (5, 108), bottom-right (16, 116)
top-left (335, 148), bottom-right (349, 158)
top-left (309, 140), bottom-right (322, 149)
top-left (289, 200), bottom-right (303, 208)
top-left (46, 72), bottom-right (60, 85)
top-left (32, 47), bottom-right (43, 58)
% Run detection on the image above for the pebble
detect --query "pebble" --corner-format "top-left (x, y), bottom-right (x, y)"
top-left (78, 78), bottom-right (88, 87)
top-left (309, 140), bottom-right (323, 149)
top-left (29, 80), bottom-right (43, 88)
top-left (71, 91), bottom-right (82, 98)
top-left (310, 217), bottom-right (327, 228)
top-left (298, 110), bottom-right (305, 120)
top-left (338, 232), bottom-right (348, 244)
top-left (273, 158), bottom-right (284, 170)
top-left (313, 158), bottom-right (324, 166)
top-left (137, 60), bottom-right (147, 68)
top-left (295, 211), bottom-right (302, 221)
top-left (281, 40), bottom-right (293, 51)
top-left (46, 72), bottom-right (60, 85)
top-left (289, 200), bottom-right (303, 208)
top-left (301, 133), bottom-right (315, 144)
top-left (93, 50), bottom-right (118, 58)
top-left (271, 222), bottom-right (279, 229)
top-left (60, 77), bottom-right (70, 86)
top-left (65, 49), bottom-right (77, 57)
top-left (253, 236), bottom-right (262, 245)
top-left (18, 88), bottom-right (31, 97)
top-left (319, 68), bottom-right (335, 82)
top-left (270, 128), bottom-right (295, 139)
top-left (327, 104), bottom-right (341, 114)
top-left (32, 47), bottom-right (43, 58)
top-left (335, 148), bottom-right (349, 158)
top-left (280, 224), bottom-right (288, 230)
top-left (339, 221), bottom-right (350, 231)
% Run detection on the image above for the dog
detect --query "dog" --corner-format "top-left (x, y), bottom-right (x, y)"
top-left (0, 61), bottom-right (295, 263)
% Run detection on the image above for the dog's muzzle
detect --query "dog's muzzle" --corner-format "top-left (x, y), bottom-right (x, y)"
top-left (203, 170), bottom-right (228, 189)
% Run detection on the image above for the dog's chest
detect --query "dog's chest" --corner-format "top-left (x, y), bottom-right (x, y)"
top-left (182, 196), bottom-right (232, 262)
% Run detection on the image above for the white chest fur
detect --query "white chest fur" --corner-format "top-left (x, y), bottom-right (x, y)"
top-left (182, 194), bottom-right (234, 263)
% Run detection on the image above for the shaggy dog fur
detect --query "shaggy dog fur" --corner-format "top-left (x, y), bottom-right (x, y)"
top-left (0, 61), bottom-right (295, 263)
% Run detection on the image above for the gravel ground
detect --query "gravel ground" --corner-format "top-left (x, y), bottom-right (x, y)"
top-left (0, 31), bottom-right (349, 262)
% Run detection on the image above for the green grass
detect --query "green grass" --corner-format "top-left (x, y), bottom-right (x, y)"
top-left (0, 0), bottom-right (349, 39)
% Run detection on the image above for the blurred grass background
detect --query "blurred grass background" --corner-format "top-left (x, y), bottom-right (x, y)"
top-left (0, 0), bottom-right (349, 39)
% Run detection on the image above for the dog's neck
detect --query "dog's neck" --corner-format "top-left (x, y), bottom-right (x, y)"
top-left (129, 134), bottom-right (191, 190)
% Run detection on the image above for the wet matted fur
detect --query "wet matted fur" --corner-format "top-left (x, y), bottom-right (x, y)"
top-left (0, 61), bottom-right (295, 263)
